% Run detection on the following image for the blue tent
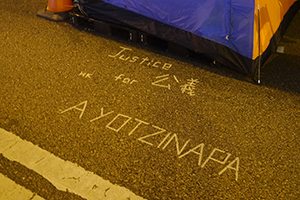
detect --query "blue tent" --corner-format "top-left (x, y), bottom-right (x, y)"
top-left (78, 0), bottom-right (300, 81)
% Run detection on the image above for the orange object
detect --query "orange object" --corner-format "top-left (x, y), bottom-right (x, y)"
top-left (37, 0), bottom-right (74, 21)
top-left (46, 0), bottom-right (74, 13)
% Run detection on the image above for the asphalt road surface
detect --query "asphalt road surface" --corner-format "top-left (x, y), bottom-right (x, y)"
top-left (1, 1), bottom-right (299, 199)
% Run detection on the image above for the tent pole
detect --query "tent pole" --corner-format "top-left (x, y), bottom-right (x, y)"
top-left (257, 4), bottom-right (261, 84)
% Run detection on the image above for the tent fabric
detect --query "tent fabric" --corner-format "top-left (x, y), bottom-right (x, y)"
top-left (80, 0), bottom-right (300, 79)
top-left (253, 0), bottom-right (298, 59)
top-left (102, 0), bottom-right (255, 59)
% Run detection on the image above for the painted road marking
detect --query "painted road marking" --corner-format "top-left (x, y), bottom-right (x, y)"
top-left (0, 128), bottom-right (146, 200)
top-left (0, 173), bottom-right (44, 200)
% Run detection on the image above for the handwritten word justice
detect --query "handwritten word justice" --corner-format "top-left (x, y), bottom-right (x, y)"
top-left (108, 46), bottom-right (173, 70)
top-left (60, 101), bottom-right (240, 181)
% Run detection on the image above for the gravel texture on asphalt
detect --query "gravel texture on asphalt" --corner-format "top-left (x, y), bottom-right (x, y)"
top-left (0, 1), bottom-right (299, 199)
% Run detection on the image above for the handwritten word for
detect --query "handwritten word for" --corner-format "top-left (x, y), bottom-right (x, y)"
top-left (115, 74), bottom-right (138, 84)
top-left (60, 101), bottom-right (240, 181)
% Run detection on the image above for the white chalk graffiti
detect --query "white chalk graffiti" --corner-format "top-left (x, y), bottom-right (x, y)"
top-left (151, 74), bottom-right (173, 90)
top-left (60, 101), bottom-right (240, 181)
top-left (180, 78), bottom-right (199, 96)
top-left (113, 73), bottom-right (199, 96)
top-left (79, 71), bottom-right (95, 78)
top-left (151, 74), bottom-right (199, 96)
top-left (77, 46), bottom-right (200, 96)
top-left (108, 46), bottom-right (172, 70)
top-left (115, 74), bottom-right (138, 84)
top-left (107, 46), bottom-right (200, 96)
